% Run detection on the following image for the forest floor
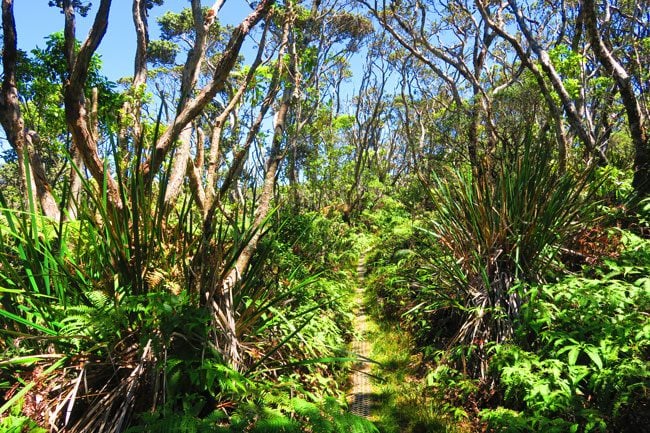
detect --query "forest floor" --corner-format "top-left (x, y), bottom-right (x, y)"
top-left (347, 252), bottom-right (467, 433)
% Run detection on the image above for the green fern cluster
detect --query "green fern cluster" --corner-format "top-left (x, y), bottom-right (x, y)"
top-left (129, 396), bottom-right (377, 433)
top-left (481, 233), bottom-right (650, 432)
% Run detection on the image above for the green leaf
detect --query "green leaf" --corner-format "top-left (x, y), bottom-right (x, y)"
top-left (584, 347), bottom-right (603, 370)
top-left (567, 347), bottom-right (580, 366)
top-left (0, 308), bottom-right (57, 335)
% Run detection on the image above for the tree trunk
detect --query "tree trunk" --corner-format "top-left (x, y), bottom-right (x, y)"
top-left (25, 133), bottom-right (61, 218)
top-left (583, 0), bottom-right (649, 196)
top-left (1, 0), bottom-right (60, 219)
top-left (163, 125), bottom-right (193, 207)
top-left (506, 0), bottom-right (605, 162)
top-left (209, 9), bottom-right (297, 370)
top-left (143, 0), bottom-right (275, 181)
top-left (218, 85), bottom-right (295, 370)
top-left (63, 0), bottom-right (124, 211)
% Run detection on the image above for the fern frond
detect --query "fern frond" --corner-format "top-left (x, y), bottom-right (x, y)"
top-left (145, 269), bottom-right (166, 290)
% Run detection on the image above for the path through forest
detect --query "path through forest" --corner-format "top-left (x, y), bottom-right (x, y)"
top-left (348, 252), bottom-right (374, 417)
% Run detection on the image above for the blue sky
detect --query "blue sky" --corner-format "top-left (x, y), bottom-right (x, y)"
top-left (2, 1), bottom-right (369, 158)
top-left (10, 1), bottom-right (369, 119)
top-left (14, 1), bottom-right (254, 81)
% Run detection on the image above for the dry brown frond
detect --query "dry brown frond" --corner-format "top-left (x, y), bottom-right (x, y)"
top-left (144, 269), bottom-right (165, 290)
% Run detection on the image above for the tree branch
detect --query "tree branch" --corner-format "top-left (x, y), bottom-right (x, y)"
top-left (143, 0), bottom-right (275, 181)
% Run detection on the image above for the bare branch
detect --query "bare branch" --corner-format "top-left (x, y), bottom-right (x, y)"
top-left (144, 0), bottom-right (275, 181)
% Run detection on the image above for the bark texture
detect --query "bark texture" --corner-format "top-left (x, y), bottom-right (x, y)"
top-left (63, 0), bottom-right (123, 210)
top-left (583, 0), bottom-right (649, 196)
top-left (0, 0), bottom-right (60, 219)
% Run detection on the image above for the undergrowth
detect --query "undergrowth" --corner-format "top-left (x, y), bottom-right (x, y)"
top-left (364, 318), bottom-right (469, 433)
top-left (0, 193), bottom-right (370, 432)
top-left (363, 170), bottom-right (650, 433)
top-left (481, 232), bottom-right (650, 433)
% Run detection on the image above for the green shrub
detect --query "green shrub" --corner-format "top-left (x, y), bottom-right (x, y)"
top-left (0, 150), bottom-right (364, 432)
top-left (482, 233), bottom-right (650, 432)
top-left (417, 140), bottom-right (599, 375)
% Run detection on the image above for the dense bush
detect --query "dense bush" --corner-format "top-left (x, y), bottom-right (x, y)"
top-left (421, 143), bottom-right (599, 374)
top-left (0, 187), bottom-right (364, 431)
top-left (480, 233), bottom-right (650, 432)
top-left (366, 143), bottom-right (602, 373)
top-left (361, 151), bottom-right (648, 433)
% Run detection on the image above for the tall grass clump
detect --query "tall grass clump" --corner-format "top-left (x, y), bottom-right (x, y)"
top-left (0, 136), bottom-right (200, 432)
top-left (421, 140), bottom-right (599, 376)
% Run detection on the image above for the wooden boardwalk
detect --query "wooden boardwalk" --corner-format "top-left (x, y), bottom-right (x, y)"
top-left (348, 253), bottom-right (373, 417)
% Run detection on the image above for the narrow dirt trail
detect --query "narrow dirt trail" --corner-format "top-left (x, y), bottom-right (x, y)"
top-left (348, 252), bottom-right (373, 417)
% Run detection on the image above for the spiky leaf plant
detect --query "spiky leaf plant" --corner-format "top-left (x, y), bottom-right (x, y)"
top-left (422, 140), bottom-right (599, 377)
top-left (0, 134), bottom-right (193, 432)
top-left (1, 136), bottom-right (362, 432)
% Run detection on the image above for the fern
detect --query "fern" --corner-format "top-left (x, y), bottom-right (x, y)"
top-left (59, 313), bottom-right (93, 335)
top-left (485, 235), bottom-right (650, 432)
top-left (85, 290), bottom-right (111, 309)
top-left (126, 410), bottom-right (229, 433)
